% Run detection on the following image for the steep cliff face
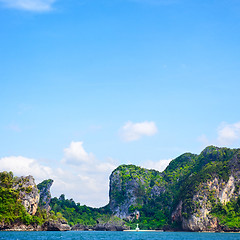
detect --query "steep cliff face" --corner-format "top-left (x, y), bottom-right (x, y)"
top-left (180, 175), bottom-right (238, 231)
top-left (37, 179), bottom-right (53, 212)
top-left (12, 175), bottom-right (40, 215)
top-left (109, 153), bottom-right (197, 221)
top-left (0, 171), bottom-right (42, 230)
top-left (0, 172), bottom-right (71, 231)
top-left (176, 179), bottom-right (221, 231)
top-left (109, 146), bottom-right (240, 231)
top-left (109, 164), bottom-right (165, 218)
top-left (172, 146), bottom-right (240, 231)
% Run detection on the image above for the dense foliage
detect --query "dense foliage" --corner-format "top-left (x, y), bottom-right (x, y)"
top-left (110, 153), bottom-right (199, 229)
top-left (111, 146), bottom-right (240, 230)
top-left (37, 179), bottom-right (53, 191)
top-left (178, 147), bottom-right (238, 218)
top-left (37, 179), bottom-right (53, 208)
top-left (211, 197), bottom-right (240, 229)
top-left (111, 164), bottom-right (165, 205)
top-left (1, 145), bottom-right (240, 231)
top-left (50, 194), bottom-right (111, 226)
top-left (126, 201), bottom-right (168, 230)
top-left (0, 172), bottom-right (45, 226)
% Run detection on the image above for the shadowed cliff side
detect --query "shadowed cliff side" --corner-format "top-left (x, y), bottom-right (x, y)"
top-left (109, 146), bottom-right (240, 231)
top-left (37, 179), bottom-right (54, 212)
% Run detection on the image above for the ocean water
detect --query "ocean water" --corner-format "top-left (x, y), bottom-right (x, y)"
top-left (0, 231), bottom-right (239, 240)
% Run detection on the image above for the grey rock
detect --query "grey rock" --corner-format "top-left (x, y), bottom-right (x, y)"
top-left (173, 149), bottom-right (240, 231)
top-left (12, 175), bottom-right (40, 215)
top-left (93, 222), bottom-right (130, 231)
top-left (150, 185), bottom-right (165, 197)
top-left (42, 219), bottom-right (71, 231)
top-left (109, 166), bottom-right (164, 219)
top-left (71, 224), bottom-right (89, 231)
top-left (37, 179), bottom-right (54, 212)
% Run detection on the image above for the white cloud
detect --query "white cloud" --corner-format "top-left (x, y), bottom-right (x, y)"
top-left (96, 161), bottom-right (117, 172)
top-left (0, 156), bottom-right (53, 182)
top-left (56, 141), bottom-right (118, 206)
top-left (217, 121), bottom-right (240, 146)
top-left (61, 141), bottom-right (117, 206)
top-left (56, 162), bottom-right (117, 207)
top-left (120, 121), bottom-right (158, 142)
top-left (62, 141), bottom-right (95, 165)
top-left (0, 0), bottom-right (56, 11)
top-left (198, 121), bottom-right (240, 148)
top-left (142, 159), bottom-right (172, 172)
top-left (54, 170), bottom-right (113, 207)
top-left (0, 147), bottom-right (117, 208)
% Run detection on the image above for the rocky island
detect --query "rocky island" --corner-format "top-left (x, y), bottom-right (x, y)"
top-left (0, 146), bottom-right (240, 232)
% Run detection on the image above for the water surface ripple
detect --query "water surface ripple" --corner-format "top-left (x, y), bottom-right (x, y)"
top-left (0, 231), bottom-right (239, 240)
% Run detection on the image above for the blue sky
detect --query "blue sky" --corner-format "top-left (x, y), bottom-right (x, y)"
top-left (0, 0), bottom-right (240, 207)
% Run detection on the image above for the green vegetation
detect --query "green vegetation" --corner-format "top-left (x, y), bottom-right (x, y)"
top-left (37, 179), bottom-right (53, 191)
top-left (110, 153), bottom-right (199, 229)
top-left (37, 179), bottom-right (53, 208)
top-left (111, 146), bottom-right (240, 230)
top-left (178, 147), bottom-right (237, 218)
top-left (211, 197), bottom-right (240, 229)
top-left (1, 145), bottom-right (240, 231)
top-left (111, 164), bottom-right (165, 205)
top-left (50, 194), bottom-right (111, 227)
top-left (126, 202), bottom-right (168, 230)
top-left (162, 146), bottom-right (238, 221)
top-left (0, 172), bottom-right (63, 228)
top-left (0, 171), bottom-right (44, 226)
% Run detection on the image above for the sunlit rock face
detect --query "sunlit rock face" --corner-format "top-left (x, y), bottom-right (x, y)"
top-left (109, 146), bottom-right (240, 232)
top-left (109, 164), bottom-right (165, 219)
top-left (172, 147), bottom-right (240, 231)
top-left (13, 175), bottom-right (40, 215)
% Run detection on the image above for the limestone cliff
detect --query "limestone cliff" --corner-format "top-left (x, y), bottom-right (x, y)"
top-left (109, 164), bottom-right (165, 219)
top-left (0, 171), bottom-right (71, 231)
top-left (179, 174), bottom-right (238, 231)
top-left (172, 146), bottom-right (240, 231)
top-left (109, 153), bottom-right (197, 221)
top-left (37, 179), bottom-right (54, 212)
top-left (109, 146), bottom-right (240, 231)
top-left (12, 175), bottom-right (39, 215)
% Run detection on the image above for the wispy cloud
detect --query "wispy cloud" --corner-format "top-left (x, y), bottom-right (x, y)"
top-left (62, 141), bottom-right (95, 165)
top-left (0, 156), bottom-right (53, 182)
top-left (0, 141), bottom-right (118, 208)
top-left (120, 121), bottom-right (158, 142)
top-left (0, 0), bottom-right (56, 12)
top-left (217, 121), bottom-right (240, 146)
top-left (60, 141), bottom-right (117, 206)
top-left (198, 121), bottom-right (240, 148)
top-left (0, 141), bottom-right (176, 207)
top-left (142, 159), bottom-right (172, 172)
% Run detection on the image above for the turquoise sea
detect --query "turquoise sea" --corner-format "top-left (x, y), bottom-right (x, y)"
top-left (0, 231), bottom-right (240, 240)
